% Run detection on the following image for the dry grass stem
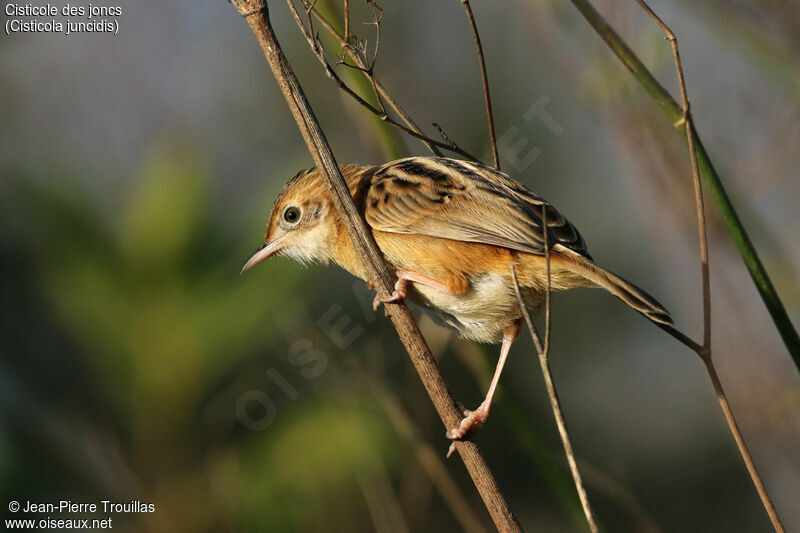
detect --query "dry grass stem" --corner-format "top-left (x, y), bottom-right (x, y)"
top-left (510, 206), bottom-right (599, 533)
top-left (460, 0), bottom-right (500, 170)
top-left (342, 0), bottom-right (349, 41)
top-left (568, 0), bottom-right (800, 364)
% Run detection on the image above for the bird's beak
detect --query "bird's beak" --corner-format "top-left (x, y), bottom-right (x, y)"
top-left (240, 236), bottom-right (285, 274)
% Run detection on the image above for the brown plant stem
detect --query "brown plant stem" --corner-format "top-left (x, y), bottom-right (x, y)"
top-left (510, 264), bottom-right (599, 533)
top-left (509, 206), bottom-right (599, 533)
top-left (452, 339), bottom-right (664, 532)
top-left (342, 0), bottom-right (349, 41)
top-left (460, 0), bottom-right (500, 170)
top-left (654, 325), bottom-right (785, 532)
top-left (701, 355), bottom-right (784, 532)
top-left (226, 2), bottom-right (521, 530)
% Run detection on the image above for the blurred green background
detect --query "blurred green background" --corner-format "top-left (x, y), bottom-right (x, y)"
top-left (1, 1), bottom-right (799, 531)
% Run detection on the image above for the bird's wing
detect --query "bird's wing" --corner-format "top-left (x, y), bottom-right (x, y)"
top-left (363, 157), bottom-right (590, 258)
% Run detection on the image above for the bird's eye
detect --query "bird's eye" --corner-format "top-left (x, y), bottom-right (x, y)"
top-left (283, 206), bottom-right (301, 224)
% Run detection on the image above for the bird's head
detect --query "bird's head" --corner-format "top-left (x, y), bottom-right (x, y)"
top-left (241, 165), bottom-right (366, 273)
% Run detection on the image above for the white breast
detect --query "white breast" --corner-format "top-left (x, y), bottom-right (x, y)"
top-left (409, 273), bottom-right (540, 343)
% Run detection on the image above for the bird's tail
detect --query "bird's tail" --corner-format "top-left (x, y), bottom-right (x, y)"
top-left (557, 250), bottom-right (673, 326)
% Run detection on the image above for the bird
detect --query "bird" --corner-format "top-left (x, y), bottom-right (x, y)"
top-left (241, 156), bottom-right (672, 443)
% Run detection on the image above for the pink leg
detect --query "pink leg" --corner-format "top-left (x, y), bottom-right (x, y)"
top-left (372, 269), bottom-right (452, 311)
top-left (446, 321), bottom-right (521, 456)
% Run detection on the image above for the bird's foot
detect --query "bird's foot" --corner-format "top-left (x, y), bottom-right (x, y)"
top-left (371, 270), bottom-right (453, 312)
top-left (445, 401), bottom-right (490, 458)
top-left (372, 276), bottom-right (408, 312)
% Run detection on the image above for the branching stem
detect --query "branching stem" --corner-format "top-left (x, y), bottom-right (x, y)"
top-left (292, 0), bottom-right (480, 161)
top-left (567, 0), bottom-right (800, 366)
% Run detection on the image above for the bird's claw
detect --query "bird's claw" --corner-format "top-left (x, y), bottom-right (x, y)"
top-left (371, 277), bottom-right (408, 312)
top-left (446, 402), bottom-right (488, 440)
top-left (445, 401), bottom-right (490, 458)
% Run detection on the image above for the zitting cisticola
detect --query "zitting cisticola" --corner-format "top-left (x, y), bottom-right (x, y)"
top-left (242, 157), bottom-right (672, 441)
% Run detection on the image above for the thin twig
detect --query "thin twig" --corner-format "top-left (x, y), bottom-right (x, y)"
top-left (226, 2), bottom-right (520, 530)
top-left (704, 356), bottom-right (786, 528)
top-left (295, 0), bottom-right (481, 161)
top-left (460, 0), bottom-right (499, 170)
top-left (510, 206), bottom-right (599, 533)
top-left (314, 2), bottom-right (405, 157)
top-left (629, 2), bottom-right (786, 530)
top-left (576, 459), bottom-right (663, 533)
top-left (451, 339), bottom-right (665, 532)
top-left (364, 2), bottom-right (387, 113)
top-left (365, 1), bottom-right (382, 71)
top-left (311, 2), bottom-right (442, 156)
top-left (343, 0), bottom-right (349, 42)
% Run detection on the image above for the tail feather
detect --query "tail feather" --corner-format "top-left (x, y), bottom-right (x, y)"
top-left (556, 249), bottom-right (673, 326)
